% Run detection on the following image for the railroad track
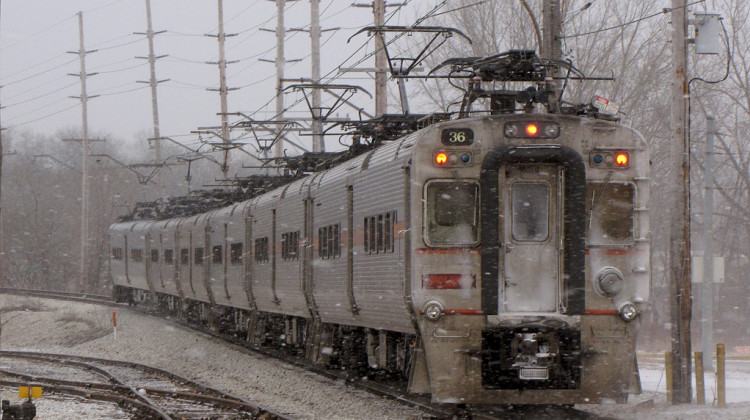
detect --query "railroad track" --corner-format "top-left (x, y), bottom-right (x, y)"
top-left (0, 350), bottom-right (286, 419)
top-left (1, 288), bottom-right (609, 419)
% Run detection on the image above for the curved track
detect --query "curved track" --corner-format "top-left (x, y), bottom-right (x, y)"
top-left (1, 287), bottom-right (611, 419)
top-left (0, 350), bottom-right (286, 419)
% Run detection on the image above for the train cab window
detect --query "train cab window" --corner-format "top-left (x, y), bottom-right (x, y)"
top-left (511, 182), bottom-right (550, 242)
top-left (194, 247), bottom-right (204, 265)
top-left (425, 181), bottom-right (479, 246)
top-left (586, 182), bottom-right (635, 245)
top-left (150, 249), bottom-right (159, 263)
top-left (230, 243), bottom-right (243, 265)
top-left (112, 248), bottom-right (123, 261)
top-left (212, 245), bottom-right (223, 265)
top-left (164, 249), bottom-right (174, 264)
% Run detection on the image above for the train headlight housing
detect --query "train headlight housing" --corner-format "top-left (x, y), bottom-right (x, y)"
top-left (617, 301), bottom-right (639, 322)
top-left (422, 301), bottom-right (444, 321)
top-left (504, 121), bottom-right (561, 139)
top-left (594, 267), bottom-right (625, 297)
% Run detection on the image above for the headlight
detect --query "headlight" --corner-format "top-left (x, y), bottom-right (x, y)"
top-left (617, 301), bottom-right (639, 322)
top-left (595, 267), bottom-right (625, 297)
top-left (422, 301), bottom-right (444, 321)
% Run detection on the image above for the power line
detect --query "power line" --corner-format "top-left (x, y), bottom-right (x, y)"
top-left (2, 81), bottom-right (78, 109)
top-left (2, 58), bottom-right (78, 87)
top-left (559, 0), bottom-right (706, 39)
top-left (6, 103), bottom-right (80, 128)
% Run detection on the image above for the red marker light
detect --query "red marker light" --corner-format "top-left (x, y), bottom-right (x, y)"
top-left (526, 124), bottom-right (539, 136)
top-left (615, 153), bottom-right (629, 166)
top-left (435, 152), bottom-right (448, 165)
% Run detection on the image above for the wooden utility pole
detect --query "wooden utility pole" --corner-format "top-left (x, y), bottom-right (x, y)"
top-left (69, 12), bottom-right (96, 291)
top-left (310, 0), bottom-right (324, 152)
top-left (669, 0), bottom-right (692, 404)
top-left (136, 0), bottom-right (167, 198)
top-left (542, 0), bottom-right (562, 112)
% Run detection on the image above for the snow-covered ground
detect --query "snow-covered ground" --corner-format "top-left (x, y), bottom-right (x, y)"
top-left (1, 295), bottom-right (748, 419)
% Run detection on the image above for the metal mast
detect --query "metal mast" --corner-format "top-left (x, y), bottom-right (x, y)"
top-left (136, 0), bottom-right (167, 198)
top-left (310, 0), bottom-right (323, 152)
top-left (206, 0), bottom-right (235, 178)
top-left (373, 0), bottom-right (387, 116)
top-left (274, 0), bottom-right (287, 158)
top-left (70, 12), bottom-right (95, 291)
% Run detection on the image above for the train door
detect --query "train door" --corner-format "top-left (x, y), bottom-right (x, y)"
top-left (481, 145), bottom-right (586, 316)
top-left (501, 165), bottom-right (561, 313)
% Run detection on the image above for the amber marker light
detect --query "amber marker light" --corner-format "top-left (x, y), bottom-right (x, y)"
top-left (526, 123), bottom-right (539, 136)
top-left (435, 152), bottom-right (448, 165)
top-left (615, 153), bottom-right (629, 166)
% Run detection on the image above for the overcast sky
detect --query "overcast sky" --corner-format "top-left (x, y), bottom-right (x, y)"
top-left (0, 0), bottom-right (427, 154)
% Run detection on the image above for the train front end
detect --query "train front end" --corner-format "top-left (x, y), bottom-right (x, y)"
top-left (409, 114), bottom-right (650, 405)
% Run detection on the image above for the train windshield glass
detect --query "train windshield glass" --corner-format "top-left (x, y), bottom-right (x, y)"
top-left (511, 182), bottom-right (550, 242)
top-left (585, 182), bottom-right (635, 245)
top-left (425, 181), bottom-right (479, 246)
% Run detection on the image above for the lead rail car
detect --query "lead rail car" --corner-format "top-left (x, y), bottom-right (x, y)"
top-left (109, 112), bottom-right (649, 405)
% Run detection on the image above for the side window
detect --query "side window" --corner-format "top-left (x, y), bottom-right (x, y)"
top-left (150, 249), bottom-right (159, 263)
top-left (131, 249), bottom-right (143, 263)
top-left (212, 245), bottom-right (223, 265)
top-left (425, 181), bottom-right (479, 246)
top-left (230, 243), bottom-right (243, 265)
top-left (282, 231), bottom-right (299, 261)
top-left (585, 182), bottom-right (635, 245)
top-left (180, 248), bottom-right (189, 265)
top-left (112, 248), bottom-right (123, 260)
top-left (363, 212), bottom-right (397, 254)
top-left (194, 247), bottom-right (204, 266)
top-left (318, 224), bottom-right (340, 259)
top-left (254, 237), bottom-right (269, 263)
top-left (164, 249), bottom-right (174, 264)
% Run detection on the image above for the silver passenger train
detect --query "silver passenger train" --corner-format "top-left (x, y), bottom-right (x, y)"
top-left (109, 111), bottom-right (649, 405)
top-left (109, 51), bottom-right (650, 406)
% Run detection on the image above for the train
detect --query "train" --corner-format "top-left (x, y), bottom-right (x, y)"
top-left (108, 51), bottom-right (650, 406)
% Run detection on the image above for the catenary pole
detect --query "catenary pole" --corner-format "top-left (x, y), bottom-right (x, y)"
top-left (273, 0), bottom-right (287, 159)
top-left (310, 0), bottom-right (324, 152)
top-left (139, 0), bottom-right (166, 198)
top-left (669, 0), bottom-right (692, 404)
top-left (373, 0), bottom-right (386, 116)
top-left (73, 12), bottom-right (93, 292)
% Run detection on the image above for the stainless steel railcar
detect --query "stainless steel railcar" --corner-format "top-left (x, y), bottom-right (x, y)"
top-left (109, 112), bottom-right (649, 405)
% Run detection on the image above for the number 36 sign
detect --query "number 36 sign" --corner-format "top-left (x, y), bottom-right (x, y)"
top-left (441, 128), bottom-right (474, 146)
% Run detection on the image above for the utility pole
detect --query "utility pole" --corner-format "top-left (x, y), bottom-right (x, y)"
top-left (669, 0), bottom-right (692, 404)
top-left (353, 0), bottom-right (389, 117)
top-left (272, 0), bottom-right (288, 159)
top-left (69, 12), bottom-right (97, 292)
top-left (701, 116), bottom-right (716, 372)
top-left (542, 0), bottom-right (562, 112)
top-left (310, 0), bottom-right (323, 152)
top-left (136, 0), bottom-right (167, 199)
top-left (373, 0), bottom-right (386, 117)
top-left (206, 0), bottom-right (236, 177)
